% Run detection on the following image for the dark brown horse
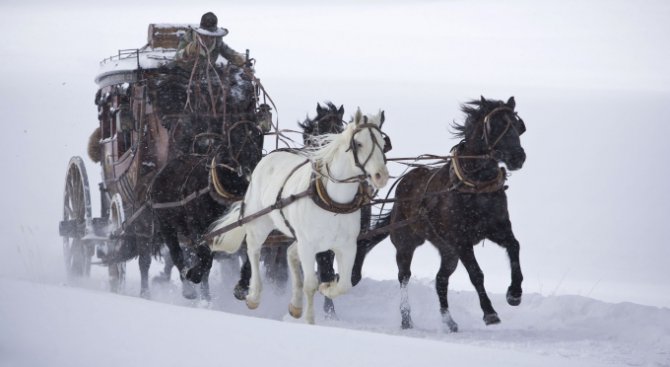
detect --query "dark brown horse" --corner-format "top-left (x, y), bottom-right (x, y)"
top-left (149, 64), bottom-right (265, 301)
top-left (365, 96), bottom-right (526, 331)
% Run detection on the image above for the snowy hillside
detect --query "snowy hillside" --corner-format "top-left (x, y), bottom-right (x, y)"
top-left (2, 273), bottom-right (669, 367)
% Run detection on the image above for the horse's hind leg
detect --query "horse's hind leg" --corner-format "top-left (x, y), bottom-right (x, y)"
top-left (459, 245), bottom-right (500, 325)
top-left (435, 245), bottom-right (460, 332)
top-left (287, 242), bottom-right (303, 318)
top-left (138, 240), bottom-right (152, 299)
top-left (245, 226), bottom-right (272, 309)
top-left (488, 227), bottom-right (523, 306)
top-left (234, 249), bottom-right (250, 301)
top-left (393, 230), bottom-right (423, 329)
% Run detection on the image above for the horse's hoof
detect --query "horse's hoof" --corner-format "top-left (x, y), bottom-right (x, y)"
top-left (196, 299), bottom-right (212, 309)
top-left (182, 289), bottom-right (197, 300)
top-left (444, 321), bottom-right (458, 333)
top-left (483, 313), bottom-right (501, 325)
top-left (441, 312), bottom-right (458, 332)
top-left (318, 281), bottom-right (337, 298)
top-left (507, 288), bottom-right (522, 306)
top-left (288, 303), bottom-right (302, 318)
top-left (152, 273), bottom-right (171, 284)
top-left (246, 298), bottom-right (260, 310)
top-left (185, 268), bottom-right (203, 284)
top-left (401, 317), bottom-right (413, 330)
top-left (140, 289), bottom-right (151, 300)
top-left (233, 284), bottom-right (248, 301)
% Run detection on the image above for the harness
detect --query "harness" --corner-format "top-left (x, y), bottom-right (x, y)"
top-left (449, 144), bottom-right (507, 193)
top-left (448, 106), bottom-right (523, 193)
top-left (205, 122), bottom-right (389, 243)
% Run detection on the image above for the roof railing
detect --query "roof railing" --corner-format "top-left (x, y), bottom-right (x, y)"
top-left (99, 48), bottom-right (142, 68)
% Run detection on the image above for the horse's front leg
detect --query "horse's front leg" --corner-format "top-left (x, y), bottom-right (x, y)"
top-left (245, 231), bottom-right (265, 309)
top-left (316, 250), bottom-right (337, 319)
top-left (488, 228), bottom-right (523, 306)
top-left (287, 242), bottom-right (304, 318)
top-left (319, 243), bottom-right (355, 299)
top-left (458, 245), bottom-right (500, 325)
top-left (436, 245), bottom-right (460, 332)
top-left (297, 243), bottom-right (319, 324)
top-left (185, 244), bottom-right (213, 284)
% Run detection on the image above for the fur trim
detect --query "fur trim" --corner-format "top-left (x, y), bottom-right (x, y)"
top-left (87, 127), bottom-right (101, 163)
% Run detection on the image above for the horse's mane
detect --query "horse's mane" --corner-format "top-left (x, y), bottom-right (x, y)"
top-left (297, 101), bottom-right (345, 135)
top-left (305, 110), bottom-right (383, 165)
top-left (304, 123), bottom-right (356, 165)
top-left (451, 97), bottom-right (500, 139)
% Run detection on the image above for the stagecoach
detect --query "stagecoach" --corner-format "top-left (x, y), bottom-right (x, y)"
top-left (58, 24), bottom-right (286, 292)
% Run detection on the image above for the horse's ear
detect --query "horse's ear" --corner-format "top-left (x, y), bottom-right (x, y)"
top-left (480, 95), bottom-right (486, 104)
top-left (380, 110), bottom-right (385, 127)
top-left (316, 103), bottom-right (324, 116)
top-left (354, 107), bottom-right (363, 125)
top-left (506, 96), bottom-right (516, 109)
top-left (338, 105), bottom-right (344, 117)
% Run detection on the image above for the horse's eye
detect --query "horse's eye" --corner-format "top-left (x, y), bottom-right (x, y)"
top-left (356, 141), bottom-right (363, 149)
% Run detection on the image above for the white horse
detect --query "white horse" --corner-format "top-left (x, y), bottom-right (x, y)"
top-left (209, 108), bottom-right (390, 324)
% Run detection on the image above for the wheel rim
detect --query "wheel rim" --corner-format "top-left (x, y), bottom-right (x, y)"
top-left (62, 157), bottom-right (93, 277)
top-left (108, 195), bottom-right (126, 292)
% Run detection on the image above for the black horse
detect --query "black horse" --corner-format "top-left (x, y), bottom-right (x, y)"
top-left (356, 96), bottom-right (526, 331)
top-left (150, 118), bottom-right (264, 300)
top-left (148, 64), bottom-right (265, 300)
top-left (233, 102), bottom-right (376, 318)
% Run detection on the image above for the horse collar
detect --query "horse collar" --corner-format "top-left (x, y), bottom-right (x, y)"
top-left (449, 145), bottom-right (507, 193)
top-left (210, 157), bottom-right (243, 201)
top-left (310, 165), bottom-right (370, 214)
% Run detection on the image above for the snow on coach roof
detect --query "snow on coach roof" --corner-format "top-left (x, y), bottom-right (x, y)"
top-left (95, 24), bottom-right (194, 87)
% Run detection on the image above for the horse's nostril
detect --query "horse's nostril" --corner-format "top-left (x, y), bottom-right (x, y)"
top-left (375, 173), bottom-right (382, 181)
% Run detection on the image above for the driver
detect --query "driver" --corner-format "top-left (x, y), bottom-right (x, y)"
top-left (175, 12), bottom-right (246, 67)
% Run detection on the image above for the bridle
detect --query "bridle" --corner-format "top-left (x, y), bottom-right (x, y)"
top-left (350, 122), bottom-right (392, 174)
top-left (319, 121), bottom-right (391, 185)
top-left (449, 105), bottom-right (525, 192)
top-left (481, 106), bottom-right (526, 154)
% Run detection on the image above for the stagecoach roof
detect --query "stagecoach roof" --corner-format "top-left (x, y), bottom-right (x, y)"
top-left (95, 23), bottom-right (225, 88)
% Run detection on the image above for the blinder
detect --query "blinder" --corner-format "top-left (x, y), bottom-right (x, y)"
top-left (481, 106), bottom-right (525, 151)
top-left (382, 133), bottom-right (392, 153)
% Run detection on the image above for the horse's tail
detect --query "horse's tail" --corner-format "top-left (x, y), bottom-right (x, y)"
top-left (359, 210), bottom-right (392, 252)
top-left (209, 201), bottom-right (246, 254)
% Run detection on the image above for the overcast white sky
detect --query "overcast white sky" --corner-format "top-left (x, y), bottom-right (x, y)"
top-left (1, 0), bottom-right (669, 307)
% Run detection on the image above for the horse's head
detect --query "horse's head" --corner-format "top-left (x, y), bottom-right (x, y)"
top-left (349, 108), bottom-right (390, 189)
top-left (209, 120), bottom-right (265, 202)
top-left (456, 96), bottom-right (526, 171)
top-left (255, 103), bottom-right (273, 133)
top-left (299, 102), bottom-right (345, 146)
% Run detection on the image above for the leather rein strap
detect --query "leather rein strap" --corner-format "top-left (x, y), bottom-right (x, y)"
top-left (449, 144), bottom-right (507, 193)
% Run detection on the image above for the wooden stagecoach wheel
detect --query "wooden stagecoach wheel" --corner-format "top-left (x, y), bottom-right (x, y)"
top-left (108, 194), bottom-right (126, 293)
top-left (62, 156), bottom-right (93, 278)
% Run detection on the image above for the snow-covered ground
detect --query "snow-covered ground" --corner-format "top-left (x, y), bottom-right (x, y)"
top-left (2, 262), bottom-right (669, 367)
top-left (1, 0), bottom-right (670, 366)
